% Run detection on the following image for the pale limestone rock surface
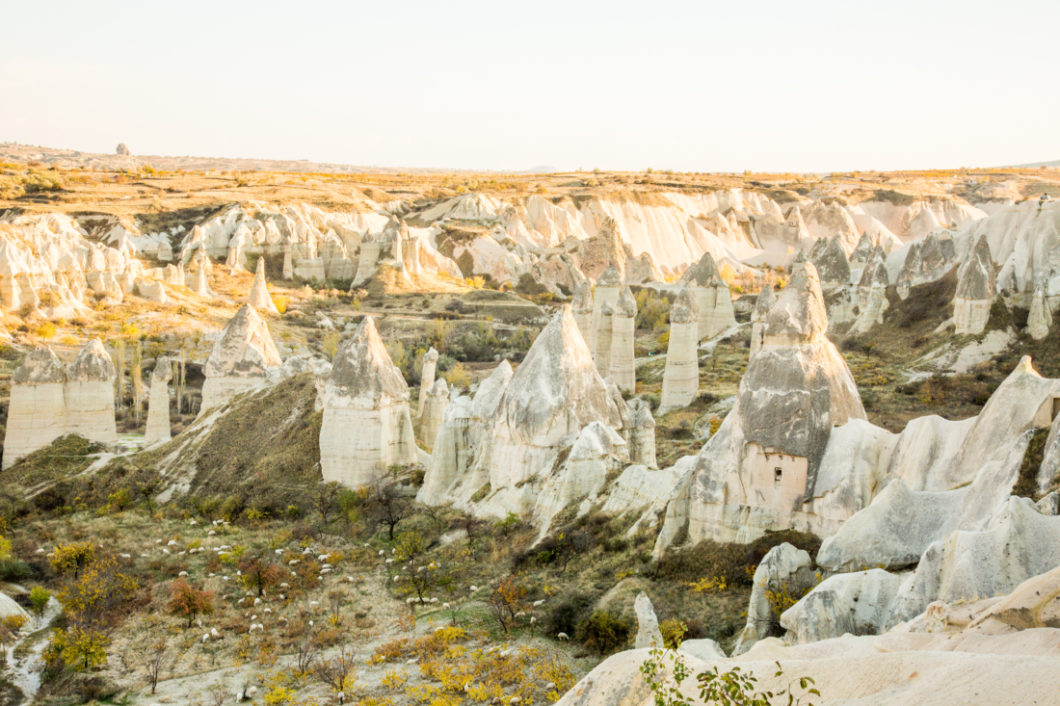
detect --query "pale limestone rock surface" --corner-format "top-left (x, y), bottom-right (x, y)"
top-left (749, 285), bottom-right (774, 356)
top-left (733, 542), bottom-right (814, 655)
top-left (417, 347), bottom-right (439, 418)
top-left (895, 231), bottom-right (956, 298)
top-left (531, 421), bottom-right (629, 530)
top-left (247, 258), bottom-right (280, 314)
top-left (417, 360), bottom-right (512, 506)
top-left (809, 236), bottom-right (850, 289)
top-left (598, 463), bottom-right (683, 534)
top-left (627, 398), bottom-right (657, 469)
top-left (572, 283), bottom-right (594, 348)
top-left (590, 265), bottom-right (621, 361)
top-left (658, 285), bottom-right (699, 414)
top-left (1027, 283), bottom-right (1051, 340)
top-left (319, 316), bottom-right (417, 488)
top-left (655, 263), bottom-right (866, 551)
top-left (954, 233), bottom-right (993, 334)
top-left (200, 304), bottom-right (282, 412)
top-left (3, 340), bottom-right (117, 468)
top-left (418, 378), bottom-right (449, 451)
top-left (609, 287), bottom-right (637, 392)
top-left (849, 245), bottom-right (890, 334)
top-left (781, 569), bottom-right (906, 644)
top-left (633, 592), bottom-right (663, 649)
top-left (484, 307), bottom-right (626, 518)
top-left (679, 251), bottom-right (737, 340)
top-left (144, 357), bottom-right (173, 445)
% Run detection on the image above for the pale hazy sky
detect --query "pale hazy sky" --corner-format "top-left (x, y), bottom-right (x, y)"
top-left (2, 0), bottom-right (1058, 172)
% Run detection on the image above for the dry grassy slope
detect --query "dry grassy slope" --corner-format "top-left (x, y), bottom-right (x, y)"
top-left (136, 374), bottom-right (323, 512)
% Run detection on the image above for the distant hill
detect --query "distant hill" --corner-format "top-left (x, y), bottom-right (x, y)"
top-left (1008, 158), bottom-right (1060, 168)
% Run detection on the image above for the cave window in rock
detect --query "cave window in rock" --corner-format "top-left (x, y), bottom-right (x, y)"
top-left (774, 467), bottom-right (783, 483)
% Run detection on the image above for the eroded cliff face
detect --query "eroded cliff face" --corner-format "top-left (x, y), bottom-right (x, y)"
top-left (3, 339), bottom-right (117, 468)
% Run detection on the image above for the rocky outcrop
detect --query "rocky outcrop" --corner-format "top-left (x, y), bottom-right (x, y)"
top-left (809, 237), bottom-right (850, 289)
top-left (418, 379), bottom-right (449, 451)
top-left (954, 234), bottom-right (993, 334)
top-left (417, 348), bottom-right (439, 418)
top-left (895, 231), bottom-right (956, 298)
top-left (655, 263), bottom-right (866, 550)
top-left (572, 283), bottom-right (594, 348)
top-left (417, 360), bottom-right (512, 506)
top-left (609, 287), bottom-right (637, 393)
top-left (849, 245), bottom-right (890, 334)
top-left (188, 249), bottom-right (213, 298)
top-left (627, 398), bottom-right (657, 469)
top-left (144, 357), bottom-right (173, 445)
top-left (247, 258), bottom-right (279, 314)
top-left (1027, 283), bottom-right (1051, 340)
top-left (633, 593), bottom-right (663, 649)
top-left (733, 543), bottom-right (815, 654)
top-left (780, 569), bottom-right (905, 644)
top-left (319, 316), bottom-right (417, 488)
top-left (658, 286), bottom-right (699, 414)
top-left (679, 252), bottom-right (736, 340)
top-left (3, 340), bottom-right (117, 468)
top-left (420, 308), bottom-right (627, 522)
top-left (200, 304), bottom-right (283, 412)
top-left (591, 265), bottom-right (622, 370)
top-left (749, 285), bottom-right (774, 356)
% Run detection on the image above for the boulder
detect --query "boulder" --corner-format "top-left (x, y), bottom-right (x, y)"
top-left (633, 592), bottom-right (663, 649)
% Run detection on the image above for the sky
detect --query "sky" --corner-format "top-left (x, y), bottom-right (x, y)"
top-left (2, 0), bottom-right (1058, 173)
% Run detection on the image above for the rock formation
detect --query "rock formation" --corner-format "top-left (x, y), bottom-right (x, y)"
top-left (418, 379), bottom-right (449, 451)
top-left (188, 249), bottom-right (213, 298)
top-left (633, 593), bottom-right (663, 649)
top-left (590, 265), bottom-right (622, 369)
top-left (658, 286), bottom-right (699, 414)
top-left (572, 283), bottom-right (594, 348)
top-left (954, 233), bottom-right (993, 334)
top-left (679, 252), bottom-right (737, 340)
top-left (319, 316), bottom-right (417, 488)
top-left (627, 398), bottom-right (657, 469)
top-left (417, 347), bottom-right (439, 418)
top-left (655, 263), bottom-right (866, 550)
top-left (809, 237), bottom-right (851, 289)
top-left (849, 245), bottom-right (890, 334)
top-left (417, 360), bottom-right (512, 506)
top-left (1028, 283), bottom-right (1051, 340)
top-left (247, 258), bottom-right (280, 314)
top-left (144, 357), bottom-right (173, 445)
top-left (609, 286), bottom-right (637, 393)
top-left (420, 308), bottom-right (627, 522)
top-left (200, 304), bottom-right (282, 413)
top-left (895, 231), bottom-right (956, 298)
top-left (3, 340), bottom-right (117, 468)
top-left (749, 285), bottom-right (775, 356)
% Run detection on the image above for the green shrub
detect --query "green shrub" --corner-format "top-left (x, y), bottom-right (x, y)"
top-left (546, 591), bottom-right (594, 638)
top-left (576, 610), bottom-right (631, 655)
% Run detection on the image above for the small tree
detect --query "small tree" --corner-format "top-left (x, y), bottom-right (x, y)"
top-left (238, 555), bottom-right (284, 597)
top-left (29, 586), bottom-right (51, 617)
top-left (315, 481), bottom-right (341, 528)
top-left (144, 637), bottom-right (170, 694)
top-left (168, 578), bottom-right (214, 629)
top-left (365, 468), bottom-right (411, 540)
top-left (487, 575), bottom-right (528, 634)
top-left (45, 626), bottom-right (109, 672)
top-left (49, 542), bottom-right (96, 579)
top-left (313, 643), bottom-right (357, 700)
